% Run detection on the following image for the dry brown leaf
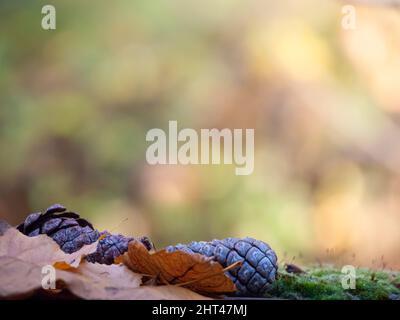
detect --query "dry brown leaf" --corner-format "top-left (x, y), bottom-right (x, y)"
top-left (122, 240), bottom-right (237, 294)
top-left (0, 227), bottom-right (98, 268)
top-left (59, 262), bottom-right (209, 300)
top-left (57, 262), bottom-right (143, 299)
top-left (0, 255), bottom-right (209, 300)
top-left (0, 256), bottom-right (44, 298)
top-left (0, 227), bottom-right (95, 298)
top-left (119, 284), bottom-right (210, 300)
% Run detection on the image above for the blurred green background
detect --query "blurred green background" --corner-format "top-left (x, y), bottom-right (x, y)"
top-left (1, 0), bottom-right (400, 269)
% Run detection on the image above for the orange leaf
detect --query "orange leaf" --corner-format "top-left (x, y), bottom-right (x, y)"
top-left (122, 240), bottom-right (237, 294)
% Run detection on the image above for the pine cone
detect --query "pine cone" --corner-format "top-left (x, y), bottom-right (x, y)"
top-left (85, 234), bottom-right (154, 265)
top-left (17, 204), bottom-right (100, 254)
top-left (17, 204), bottom-right (153, 264)
top-left (86, 233), bottom-right (133, 265)
top-left (166, 237), bottom-right (278, 296)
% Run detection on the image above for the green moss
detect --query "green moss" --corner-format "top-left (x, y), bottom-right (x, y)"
top-left (265, 266), bottom-right (400, 300)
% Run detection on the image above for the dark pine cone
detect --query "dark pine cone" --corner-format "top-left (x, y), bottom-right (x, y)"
top-left (17, 204), bottom-right (152, 264)
top-left (86, 234), bottom-right (154, 265)
top-left (86, 233), bottom-right (133, 265)
top-left (17, 204), bottom-right (100, 254)
top-left (166, 237), bottom-right (278, 296)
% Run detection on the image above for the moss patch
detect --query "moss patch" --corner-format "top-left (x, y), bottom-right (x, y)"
top-left (265, 266), bottom-right (400, 300)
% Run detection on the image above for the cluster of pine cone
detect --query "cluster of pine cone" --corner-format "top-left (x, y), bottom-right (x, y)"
top-left (16, 204), bottom-right (152, 265)
top-left (17, 204), bottom-right (278, 296)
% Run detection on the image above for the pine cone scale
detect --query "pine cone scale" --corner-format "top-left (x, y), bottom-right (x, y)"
top-left (44, 204), bottom-right (67, 215)
top-left (41, 218), bottom-right (63, 234)
top-left (18, 212), bottom-right (41, 234)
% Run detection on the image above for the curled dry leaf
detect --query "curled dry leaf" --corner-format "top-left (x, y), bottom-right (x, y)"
top-left (0, 256), bottom-right (44, 298)
top-left (59, 262), bottom-right (209, 300)
top-left (0, 227), bottom-right (98, 268)
top-left (57, 262), bottom-right (142, 299)
top-left (0, 226), bottom-right (95, 298)
top-left (122, 240), bottom-right (237, 295)
top-left (0, 256), bottom-right (208, 300)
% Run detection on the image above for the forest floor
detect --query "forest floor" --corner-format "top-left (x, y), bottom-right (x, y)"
top-left (264, 265), bottom-right (400, 300)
